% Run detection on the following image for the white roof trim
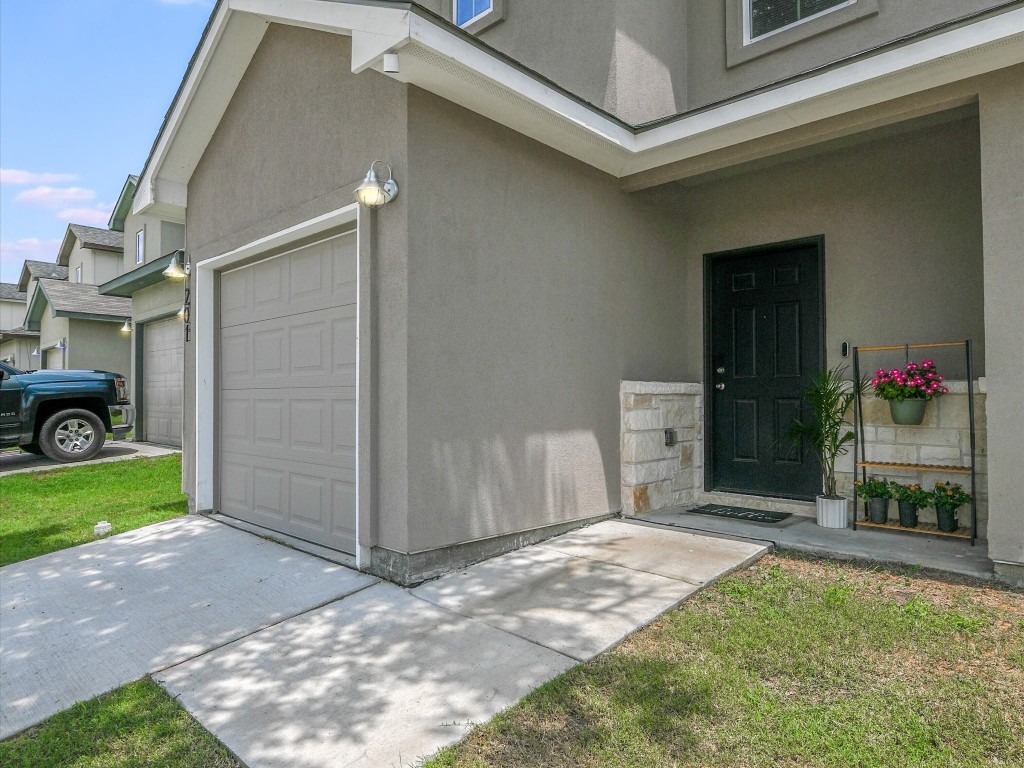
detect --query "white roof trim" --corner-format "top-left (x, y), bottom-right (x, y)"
top-left (136, 1), bottom-right (1024, 217)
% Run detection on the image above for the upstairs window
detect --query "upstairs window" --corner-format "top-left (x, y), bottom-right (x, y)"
top-left (136, 229), bottom-right (145, 265)
top-left (75, 266), bottom-right (82, 283)
top-left (455, 0), bottom-right (493, 28)
top-left (749, 0), bottom-right (853, 41)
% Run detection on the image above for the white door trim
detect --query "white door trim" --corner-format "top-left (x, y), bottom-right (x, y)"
top-left (193, 202), bottom-right (363, 564)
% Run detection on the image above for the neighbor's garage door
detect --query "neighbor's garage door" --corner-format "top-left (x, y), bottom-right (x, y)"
top-left (143, 316), bottom-right (183, 447)
top-left (217, 233), bottom-right (357, 554)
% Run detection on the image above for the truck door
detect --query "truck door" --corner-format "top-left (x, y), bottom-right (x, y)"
top-left (0, 364), bottom-right (25, 443)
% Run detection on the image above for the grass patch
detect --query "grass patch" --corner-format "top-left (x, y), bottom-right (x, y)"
top-left (0, 455), bottom-right (187, 566)
top-left (426, 554), bottom-right (1024, 768)
top-left (0, 678), bottom-right (241, 768)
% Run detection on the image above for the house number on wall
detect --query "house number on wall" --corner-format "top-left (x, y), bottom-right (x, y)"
top-left (183, 285), bottom-right (192, 342)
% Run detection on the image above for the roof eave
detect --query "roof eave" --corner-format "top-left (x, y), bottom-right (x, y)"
top-left (136, 0), bottom-right (1024, 218)
top-left (99, 252), bottom-right (178, 298)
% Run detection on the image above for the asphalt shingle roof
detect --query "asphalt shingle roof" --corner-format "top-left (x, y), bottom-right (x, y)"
top-left (23, 261), bottom-right (70, 282)
top-left (0, 283), bottom-right (26, 301)
top-left (37, 278), bottom-right (132, 318)
top-left (69, 224), bottom-right (124, 252)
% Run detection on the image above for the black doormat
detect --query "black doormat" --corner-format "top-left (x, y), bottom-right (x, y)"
top-left (689, 504), bottom-right (792, 524)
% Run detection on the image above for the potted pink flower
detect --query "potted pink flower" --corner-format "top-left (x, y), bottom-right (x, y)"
top-left (870, 359), bottom-right (950, 425)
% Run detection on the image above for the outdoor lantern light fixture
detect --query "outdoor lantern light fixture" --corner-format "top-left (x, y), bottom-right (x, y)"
top-left (55, 338), bottom-right (67, 352)
top-left (31, 347), bottom-right (40, 357)
top-left (354, 160), bottom-right (398, 208)
top-left (120, 318), bottom-right (133, 334)
top-left (162, 252), bottom-right (187, 280)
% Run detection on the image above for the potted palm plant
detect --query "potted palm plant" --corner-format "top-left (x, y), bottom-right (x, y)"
top-left (786, 366), bottom-right (865, 528)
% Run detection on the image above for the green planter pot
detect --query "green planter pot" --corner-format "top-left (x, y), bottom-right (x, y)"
top-left (867, 497), bottom-right (889, 524)
top-left (888, 399), bottom-right (927, 425)
top-left (898, 500), bottom-right (919, 528)
top-left (936, 503), bottom-right (959, 533)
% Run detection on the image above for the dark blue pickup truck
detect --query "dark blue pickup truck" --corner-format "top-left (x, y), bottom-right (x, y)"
top-left (0, 361), bottom-right (135, 462)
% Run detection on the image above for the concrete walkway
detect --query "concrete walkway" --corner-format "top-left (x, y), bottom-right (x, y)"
top-left (643, 507), bottom-right (994, 580)
top-left (0, 517), bottom-right (375, 738)
top-left (0, 441), bottom-right (178, 476)
top-left (157, 520), bottom-right (767, 767)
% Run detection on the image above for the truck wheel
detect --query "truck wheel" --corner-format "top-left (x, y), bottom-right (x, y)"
top-left (38, 409), bottom-right (106, 462)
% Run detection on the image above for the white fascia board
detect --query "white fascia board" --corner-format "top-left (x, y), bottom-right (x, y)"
top-left (229, 0), bottom-right (410, 72)
top-left (134, 4), bottom-right (268, 218)
top-left (138, 1), bottom-right (1023, 217)
top-left (626, 8), bottom-right (1024, 175)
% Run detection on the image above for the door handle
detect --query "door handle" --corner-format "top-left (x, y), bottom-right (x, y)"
top-left (715, 383), bottom-right (726, 391)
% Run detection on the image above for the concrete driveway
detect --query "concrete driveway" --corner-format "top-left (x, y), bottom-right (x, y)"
top-left (1, 515), bottom-right (768, 765)
top-left (0, 516), bottom-right (375, 738)
top-left (0, 441), bottom-right (178, 477)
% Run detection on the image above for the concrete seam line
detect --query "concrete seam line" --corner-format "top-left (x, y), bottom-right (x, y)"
top-left (402, 589), bottom-right (584, 663)
top-left (150, 580), bottom-right (382, 677)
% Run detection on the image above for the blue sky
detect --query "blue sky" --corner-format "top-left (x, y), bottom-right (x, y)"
top-left (0, 0), bottom-right (214, 283)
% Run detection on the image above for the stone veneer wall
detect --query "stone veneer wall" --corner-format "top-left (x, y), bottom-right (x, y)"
top-left (621, 381), bottom-right (988, 536)
top-left (620, 382), bottom-right (703, 516)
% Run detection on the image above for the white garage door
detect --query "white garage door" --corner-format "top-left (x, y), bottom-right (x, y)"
top-left (217, 233), bottom-right (357, 554)
top-left (143, 316), bottom-right (183, 447)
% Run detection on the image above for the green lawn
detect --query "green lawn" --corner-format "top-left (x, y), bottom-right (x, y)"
top-left (0, 679), bottom-right (241, 768)
top-left (0, 455), bottom-right (187, 566)
top-left (427, 554), bottom-right (1024, 768)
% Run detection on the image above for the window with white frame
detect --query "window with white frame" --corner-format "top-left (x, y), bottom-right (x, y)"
top-left (748, 0), bottom-right (853, 41)
top-left (75, 266), bottom-right (82, 283)
top-left (136, 229), bottom-right (145, 264)
top-left (454, 0), bottom-right (493, 27)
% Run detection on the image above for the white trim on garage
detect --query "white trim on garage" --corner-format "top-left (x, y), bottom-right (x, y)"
top-left (194, 202), bottom-right (364, 565)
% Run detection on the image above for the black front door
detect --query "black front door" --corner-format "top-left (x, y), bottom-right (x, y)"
top-left (706, 239), bottom-right (823, 499)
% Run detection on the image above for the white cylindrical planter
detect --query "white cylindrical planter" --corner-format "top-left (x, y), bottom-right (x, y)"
top-left (816, 496), bottom-right (849, 528)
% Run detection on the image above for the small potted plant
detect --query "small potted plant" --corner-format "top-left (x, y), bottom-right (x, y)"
top-left (933, 481), bottom-right (972, 533)
top-left (854, 477), bottom-right (892, 524)
top-left (892, 482), bottom-right (930, 528)
top-left (786, 366), bottom-right (865, 528)
top-left (871, 358), bottom-right (950, 425)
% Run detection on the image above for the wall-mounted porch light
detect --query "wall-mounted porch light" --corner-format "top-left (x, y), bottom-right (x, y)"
top-left (31, 347), bottom-right (40, 357)
top-left (354, 161), bottom-right (398, 208)
top-left (120, 318), bottom-right (133, 334)
top-left (162, 252), bottom-right (187, 280)
top-left (55, 338), bottom-right (67, 351)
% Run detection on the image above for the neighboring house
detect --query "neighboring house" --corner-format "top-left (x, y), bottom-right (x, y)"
top-left (23, 279), bottom-right (132, 376)
top-left (17, 261), bottom-right (69, 309)
top-left (98, 174), bottom-right (187, 447)
top-left (132, 0), bottom-right (1024, 586)
top-left (0, 283), bottom-right (37, 369)
top-left (58, 224), bottom-right (124, 286)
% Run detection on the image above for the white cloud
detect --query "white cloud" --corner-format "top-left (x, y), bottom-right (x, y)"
top-left (0, 238), bottom-right (63, 282)
top-left (1, 169), bottom-right (79, 186)
top-left (58, 204), bottom-right (113, 227)
top-left (14, 186), bottom-right (96, 209)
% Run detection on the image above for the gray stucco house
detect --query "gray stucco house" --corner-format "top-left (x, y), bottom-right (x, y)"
top-left (18, 225), bottom-right (132, 376)
top-left (132, 0), bottom-right (1024, 585)
top-left (98, 175), bottom-right (188, 447)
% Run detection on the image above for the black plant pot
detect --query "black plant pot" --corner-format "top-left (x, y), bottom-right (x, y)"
top-left (936, 503), bottom-right (959, 533)
top-left (867, 497), bottom-right (889, 524)
top-left (898, 501), bottom-right (919, 528)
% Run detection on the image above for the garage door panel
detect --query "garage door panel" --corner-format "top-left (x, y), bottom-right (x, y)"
top-left (218, 454), bottom-right (356, 552)
top-left (218, 232), bottom-right (357, 555)
top-left (221, 305), bottom-right (356, 390)
top-left (221, 235), bottom-right (356, 329)
top-left (143, 316), bottom-right (184, 447)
